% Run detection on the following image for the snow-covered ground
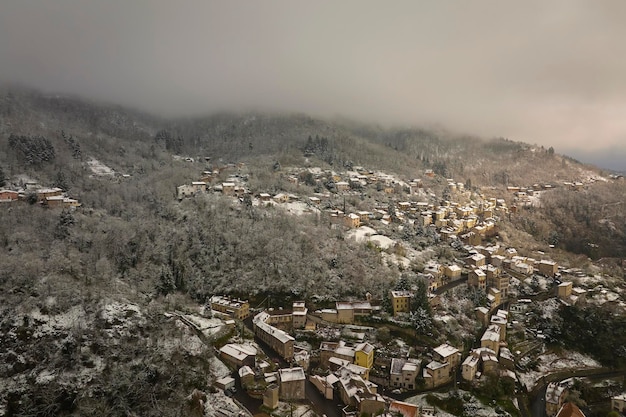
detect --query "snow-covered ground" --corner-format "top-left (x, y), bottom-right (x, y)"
top-left (87, 157), bottom-right (115, 176)
top-left (517, 351), bottom-right (602, 390)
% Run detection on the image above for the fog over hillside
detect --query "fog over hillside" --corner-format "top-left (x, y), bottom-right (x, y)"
top-left (1, 1), bottom-right (626, 168)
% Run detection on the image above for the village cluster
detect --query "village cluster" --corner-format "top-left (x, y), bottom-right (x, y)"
top-left (0, 182), bottom-right (80, 208)
top-left (174, 162), bottom-right (626, 417)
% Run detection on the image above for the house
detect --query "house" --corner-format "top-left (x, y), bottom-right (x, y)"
top-left (475, 306), bottom-right (489, 326)
top-left (468, 269), bottom-right (487, 290)
top-left (546, 380), bottom-right (571, 416)
top-left (215, 376), bottom-right (235, 391)
top-left (335, 181), bottom-right (350, 192)
top-left (354, 342), bottom-right (375, 369)
top-left (558, 282), bottom-right (573, 299)
top-left (338, 375), bottom-right (383, 415)
top-left (278, 367), bottom-right (306, 400)
top-left (479, 350), bottom-right (498, 375)
top-left (222, 182), bottom-right (235, 195)
top-left (389, 400), bottom-right (420, 417)
top-left (433, 343), bottom-right (461, 369)
top-left (444, 264), bottom-right (462, 281)
top-left (331, 358), bottom-right (370, 380)
top-left (480, 324), bottom-right (502, 355)
top-left (36, 187), bottom-right (63, 201)
top-left (422, 361), bottom-right (450, 388)
top-left (191, 181), bottom-right (207, 193)
top-left (539, 260), bottom-right (558, 277)
top-left (292, 301), bottom-right (308, 329)
top-left (239, 365), bottom-right (255, 387)
top-left (259, 192), bottom-right (271, 202)
top-left (0, 190), bottom-right (18, 202)
top-left (273, 193), bottom-right (289, 203)
top-left (389, 358), bottom-right (420, 390)
top-left (210, 295), bottom-right (250, 320)
top-left (344, 213), bottom-right (361, 228)
top-left (467, 253), bottom-right (486, 267)
top-left (309, 374), bottom-right (339, 400)
top-left (44, 196), bottom-right (81, 208)
top-left (390, 290), bottom-right (413, 316)
top-left (219, 344), bottom-right (256, 368)
top-left (487, 271), bottom-right (510, 297)
top-left (611, 393), bottom-right (626, 413)
top-left (461, 354), bottom-right (480, 381)
top-left (263, 384), bottom-right (279, 410)
top-left (320, 341), bottom-right (356, 367)
top-left (336, 302), bottom-right (356, 324)
top-left (487, 287), bottom-right (501, 311)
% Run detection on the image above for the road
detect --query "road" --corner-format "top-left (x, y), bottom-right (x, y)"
top-left (434, 276), bottom-right (467, 295)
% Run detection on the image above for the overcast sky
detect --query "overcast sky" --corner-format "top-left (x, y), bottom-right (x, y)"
top-left (1, 1), bottom-right (625, 163)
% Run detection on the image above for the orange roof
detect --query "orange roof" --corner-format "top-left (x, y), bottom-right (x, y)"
top-left (389, 400), bottom-right (419, 417)
top-left (556, 403), bottom-right (586, 417)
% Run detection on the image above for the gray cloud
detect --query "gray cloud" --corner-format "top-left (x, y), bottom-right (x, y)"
top-left (1, 0), bottom-right (626, 153)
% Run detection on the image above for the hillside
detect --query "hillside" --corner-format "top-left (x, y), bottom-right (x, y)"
top-left (1, 86), bottom-right (626, 416)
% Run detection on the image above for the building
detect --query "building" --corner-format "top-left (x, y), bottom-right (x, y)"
top-left (36, 187), bottom-right (63, 201)
top-left (390, 290), bottom-right (413, 316)
top-left (263, 384), bottom-right (279, 410)
top-left (558, 282), bottom-right (573, 299)
top-left (389, 400), bottom-right (420, 417)
top-left (354, 342), bottom-right (375, 369)
top-left (0, 190), bottom-right (19, 202)
top-left (210, 295), bottom-right (250, 320)
top-left (219, 344), bottom-right (256, 368)
top-left (546, 380), bottom-right (571, 417)
top-left (467, 253), bottom-right (486, 267)
top-left (611, 393), bottom-right (626, 413)
top-left (444, 264), bottom-right (462, 281)
top-left (278, 367), bottom-right (306, 400)
top-left (338, 375), bottom-right (383, 414)
top-left (344, 213), bottom-right (361, 228)
top-left (292, 301), bottom-right (308, 329)
top-left (389, 358), bottom-right (420, 390)
top-left (539, 260), bottom-right (558, 277)
top-left (433, 343), bottom-right (461, 369)
top-left (468, 269), bottom-right (487, 290)
top-left (320, 341), bottom-right (356, 367)
top-left (462, 355), bottom-right (480, 381)
top-left (239, 366), bottom-right (255, 387)
top-left (481, 324), bottom-right (502, 355)
top-left (253, 311), bottom-right (295, 360)
top-left (423, 361), bottom-right (450, 388)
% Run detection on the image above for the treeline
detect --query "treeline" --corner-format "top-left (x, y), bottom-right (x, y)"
top-left (558, 304), bottom-right (626, 368)
top-left (8, 134), bottom-right (56, 165)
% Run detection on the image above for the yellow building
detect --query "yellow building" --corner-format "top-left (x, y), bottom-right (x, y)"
top-left (210, 295), bottom-right (250, 320)
top-left (354, 342), bottom-right (375, 369)
top-left (390, 290), bottom-right (413, 316)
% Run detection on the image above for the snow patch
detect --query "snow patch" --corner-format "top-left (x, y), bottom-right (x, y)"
top-left (87, 158), bottom-right (115, 176)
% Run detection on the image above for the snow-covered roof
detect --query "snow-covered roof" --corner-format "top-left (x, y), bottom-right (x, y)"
top-left (433, 343), bottom-right (459, 359)
top-left (279, 367), bottom-right (305, 382)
